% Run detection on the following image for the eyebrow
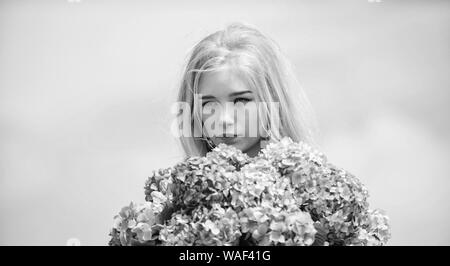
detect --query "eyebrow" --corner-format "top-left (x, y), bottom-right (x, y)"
top-left (230, 90), bottom-right (253, 97)
top-left (201, 90), bottom-right (253, 100)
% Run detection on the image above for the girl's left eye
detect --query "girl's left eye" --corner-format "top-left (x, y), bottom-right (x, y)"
top-left (234, 98), bottom-right (251, 104)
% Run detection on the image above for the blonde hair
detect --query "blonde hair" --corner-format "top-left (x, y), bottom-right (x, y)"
top-left (175, 22), bottom-right (318, 158)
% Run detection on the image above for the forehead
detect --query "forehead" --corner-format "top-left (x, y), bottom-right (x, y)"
top-left (197, 68), bottom-right (253, 97)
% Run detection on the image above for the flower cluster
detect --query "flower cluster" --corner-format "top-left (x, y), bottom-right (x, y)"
top-left (109, 137), bottom-right (390, 246)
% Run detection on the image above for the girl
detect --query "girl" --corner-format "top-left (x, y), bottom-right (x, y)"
top-left (175, 22), bottom-right (317, 159)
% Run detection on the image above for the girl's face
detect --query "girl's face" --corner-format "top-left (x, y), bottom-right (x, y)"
top-left (197, 68), bottom-right (263, 157)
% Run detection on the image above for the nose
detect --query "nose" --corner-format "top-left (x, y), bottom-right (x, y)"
top-left (218, 103), bottom-right (236, 136)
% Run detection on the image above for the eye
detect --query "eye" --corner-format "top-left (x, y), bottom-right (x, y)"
top-left (234, 98), bottom-right (251, 104)
top-left (202, 101), bottom-right (218, 107)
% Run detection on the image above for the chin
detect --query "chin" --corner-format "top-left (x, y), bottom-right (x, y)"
top-left (212, 137), bottom-right (260, 154)
top-left (235, 138), bottom-right (260, 153)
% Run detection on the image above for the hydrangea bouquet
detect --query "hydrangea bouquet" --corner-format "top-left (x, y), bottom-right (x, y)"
top-left (108, 137), bottom-right (390, 246)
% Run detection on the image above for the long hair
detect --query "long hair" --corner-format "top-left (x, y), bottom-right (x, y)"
top-left (174, 22), bottom-right (318, 158)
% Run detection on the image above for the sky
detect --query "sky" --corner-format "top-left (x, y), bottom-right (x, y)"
top-left (0, 0), bottom-right (449, 245)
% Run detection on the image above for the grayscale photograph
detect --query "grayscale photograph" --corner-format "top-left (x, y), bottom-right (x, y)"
top-left (0, 0), bottom-right (449, 250)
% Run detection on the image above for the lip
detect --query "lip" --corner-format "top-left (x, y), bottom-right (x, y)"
top-left (222, 134), bottom-right (240, 138)
top-left (218, 133), bottom-right (241, 138)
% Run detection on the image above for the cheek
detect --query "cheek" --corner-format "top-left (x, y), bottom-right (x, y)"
top-left (200, 105), bottom-right (218, 128)
top-left (201, 113), bottom-right (211, 124)
top-left (201, 105), bottom-right (214, 121)
top-left (237, 108), bottom-right (261, 138)
top-left (237, 135), bottom-right (260, 152)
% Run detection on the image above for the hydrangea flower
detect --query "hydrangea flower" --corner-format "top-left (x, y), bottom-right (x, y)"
top-left (109, 137), bottom-right (390, 246)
